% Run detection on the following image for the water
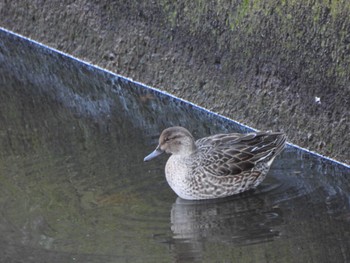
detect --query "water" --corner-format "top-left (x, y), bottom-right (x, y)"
top-left (0, 28), bottom-right (349, 263)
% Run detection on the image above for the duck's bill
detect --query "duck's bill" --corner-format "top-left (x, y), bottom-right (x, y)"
top-left (144, 147), bottom-right (164, 162)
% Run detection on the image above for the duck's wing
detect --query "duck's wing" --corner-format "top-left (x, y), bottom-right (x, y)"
top-left (194, 132), bottom-right (286, 177)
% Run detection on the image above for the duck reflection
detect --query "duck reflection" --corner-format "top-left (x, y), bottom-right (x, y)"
top-left (169, 192), bottom-right (283, 261)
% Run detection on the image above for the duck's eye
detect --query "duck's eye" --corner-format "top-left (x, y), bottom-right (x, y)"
top-left (164, 136), bottom-right (177, 142)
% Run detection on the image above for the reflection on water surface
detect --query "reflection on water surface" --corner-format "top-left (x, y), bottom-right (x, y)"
top-left (0, 28), bottom-right (349, 263)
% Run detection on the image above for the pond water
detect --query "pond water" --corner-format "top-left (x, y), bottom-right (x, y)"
top-left (0, 28), bottom-right (349, 263)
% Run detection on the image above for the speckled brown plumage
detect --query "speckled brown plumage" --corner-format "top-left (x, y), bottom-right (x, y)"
top-left (144, 126), bottom-right (286, 200)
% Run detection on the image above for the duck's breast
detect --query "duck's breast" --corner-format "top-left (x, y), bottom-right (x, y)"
top-left (165, 155), bottom-right (195, 199)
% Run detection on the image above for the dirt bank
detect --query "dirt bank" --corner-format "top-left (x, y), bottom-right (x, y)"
top-left (0, 1), bottom-right (349, 163)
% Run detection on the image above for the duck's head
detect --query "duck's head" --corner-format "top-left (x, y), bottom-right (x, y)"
top-left (144, 127), bottom-right (196, 162)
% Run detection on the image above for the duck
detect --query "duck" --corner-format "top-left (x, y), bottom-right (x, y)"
top-left (144, 126), bottom-right (286, 200)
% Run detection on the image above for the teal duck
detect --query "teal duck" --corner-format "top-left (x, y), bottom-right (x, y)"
top-left (144, 126), bottom-right (286, 200)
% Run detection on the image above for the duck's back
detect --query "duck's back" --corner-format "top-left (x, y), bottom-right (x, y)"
top-left (194, 132), bottom-right (286, 177)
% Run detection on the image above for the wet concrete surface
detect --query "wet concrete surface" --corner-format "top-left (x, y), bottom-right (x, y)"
top-left (0, 1), bottom-right (349, 164)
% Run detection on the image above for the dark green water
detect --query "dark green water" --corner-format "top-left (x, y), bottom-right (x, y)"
top-left (0, 28), bottom-right (349, 263)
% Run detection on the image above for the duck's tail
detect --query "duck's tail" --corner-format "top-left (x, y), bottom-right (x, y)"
top-left (249, 132), bottom-right (287, 165)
